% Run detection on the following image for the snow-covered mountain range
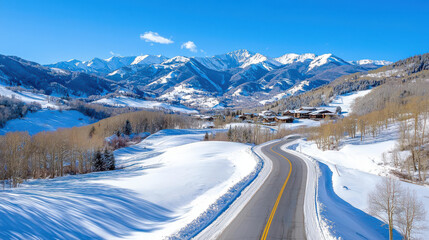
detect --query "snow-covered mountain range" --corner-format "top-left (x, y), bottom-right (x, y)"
top-left (1, 50), bottom-right (391, 108)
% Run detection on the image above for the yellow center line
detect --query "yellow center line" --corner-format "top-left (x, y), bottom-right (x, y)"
top-left (260, 141), bottom-right (293, 240)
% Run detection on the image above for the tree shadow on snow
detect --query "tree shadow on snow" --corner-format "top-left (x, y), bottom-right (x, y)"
top-left (0, 175), bottom-right (176, 239)
top-left (317, 162), bottom-right (402, 239)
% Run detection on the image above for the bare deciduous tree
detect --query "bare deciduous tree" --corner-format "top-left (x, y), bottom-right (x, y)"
top-left (368, 177), bottom-right (402, 240)
top-left (396, 189), bottom-right (426, 240)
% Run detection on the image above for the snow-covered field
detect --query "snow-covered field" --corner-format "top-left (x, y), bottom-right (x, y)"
top-left (0, 129), bottom-right (259, 239)
top-left (0, 109), bottom-right (94, 135)
top-left (93, 96), bottom-right (198, 114)
top-left (279, 119), bottom-right (321, 130)
top-left (0, 85), bottom-right (57, 108)
top-left (225, 119), bottom-right (322, 133)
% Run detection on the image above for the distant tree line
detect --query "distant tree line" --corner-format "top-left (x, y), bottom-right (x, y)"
top-left (0, 95), bottom-right (42, 127)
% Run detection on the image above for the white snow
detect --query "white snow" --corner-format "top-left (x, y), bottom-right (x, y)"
top-left (352, 59), bottom-right (392, 66)
top-left (159, 84), bottom-right (220, 108)
top-left (307, 54), bottom-right (348, 71)
top-left (279, 119), bottom-right (322, 130)
top-left (239, 53), bottom-right (281, 69)
top-left (0, 109), bottom-right (94, 135)
top-left (0, 129), bottom-right (259, 239)
top-left (259, 92), bottom-right (290, 105)
top-left (290, 121), bottom-right (429, 239)
top-left (162, 56), bottom-right (190, 66)
top-left (328, 89), bottom-right (372, 116)
top-left (286, 80), bottom-right (310, 95)
top-left (0, 85), bottom-right (57, 108)
top-left (275, 53), bottom-right (316, 65)
top-left (93, 96), bottom-right (198, 114)
top-left (225, 119), bottom-right (322, 133)
top-left (365, 69), bottom-right (402, 78)
top-left (130, 55), bottom-right (166, 65)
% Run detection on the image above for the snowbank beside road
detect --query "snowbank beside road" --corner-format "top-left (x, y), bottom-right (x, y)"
top-left (0, 129), bottom-right (258, 239)
top-left (290, 129), bottom-right (429, 239)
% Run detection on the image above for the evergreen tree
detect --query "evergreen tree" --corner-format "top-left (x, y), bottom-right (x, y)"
top-left (227, 126), bottom-right (232, 141)
top-left (93, 150), bottom-right (104, 171)
top-left (104, 148), bottom-right (115, 170)
top-left (124, 119), bottom-right (132, 135)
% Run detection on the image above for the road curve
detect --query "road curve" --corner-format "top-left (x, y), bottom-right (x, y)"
top-left (218, 138), bottom-right (307, 240)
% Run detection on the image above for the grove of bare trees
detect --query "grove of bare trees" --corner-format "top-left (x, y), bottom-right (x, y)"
top-left (307, 79), bottom-right (429, 183)
top-left (368, 177), bottom-right (426, 240)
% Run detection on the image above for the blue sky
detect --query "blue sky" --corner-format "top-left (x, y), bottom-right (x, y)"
top-left (0, 0), bottom-right (428, 64)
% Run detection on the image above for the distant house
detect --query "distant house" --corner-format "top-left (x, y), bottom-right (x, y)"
top-left (276, 116), bottom-right (294, 123)
top-left (282, 110), bottom-right (295, 117)
top-left (294, 110), bottom-right (312, 119)
top-left (262, 116), bottom-right (276, 123)
top-left (309, 109), bottom-right (336, 119)
top-left (260, 110), bottom-right (276, 117)
top-left (299, 107), bottom-right (317, 111)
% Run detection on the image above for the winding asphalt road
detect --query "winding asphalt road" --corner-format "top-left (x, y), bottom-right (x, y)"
top-left (218, 137), bottom-right (307, 240)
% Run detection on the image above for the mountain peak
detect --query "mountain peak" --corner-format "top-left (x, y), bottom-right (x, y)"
top-left (307, 54), bottom-right (349, 71)
top-left (275, 53), bottom-right (316, 65)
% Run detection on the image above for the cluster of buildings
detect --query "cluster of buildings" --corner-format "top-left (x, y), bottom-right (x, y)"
top-left (237, 106), bottom-right (341, 126)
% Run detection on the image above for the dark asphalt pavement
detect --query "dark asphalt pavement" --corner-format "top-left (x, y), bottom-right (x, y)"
top-left (218, 138), bottom-right (307, 240)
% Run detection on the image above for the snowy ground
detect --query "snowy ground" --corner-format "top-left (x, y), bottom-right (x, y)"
top-left (225, 119), bottom-right (322, 133)
top-left (0, 109), bottom-right (94, 135)
top-left (93, 96), bottom-right (198, 114)
top-left (290, 122), bottom-right (429, 239)
top-left (327, 89), bottom-right (372, 116)
top-left (0, 85), bottom-right (57, 109)
top-left (0, 129), bottom-right (259, 239)
top-left (279, 119), bottom-right (322, 130)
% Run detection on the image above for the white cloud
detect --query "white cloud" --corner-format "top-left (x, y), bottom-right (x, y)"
top-left (109, 51), bottom-right (121, 56)
top-left (181, 41), bottom-right (197, 52)
top-left (140, 31), bottom-right (173, 44)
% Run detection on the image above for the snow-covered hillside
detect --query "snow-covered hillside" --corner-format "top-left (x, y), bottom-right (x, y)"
top-left (0, 85), bottom-right (57, 108)
top-left (0, 109), bottom-right (94, 135)
top-left (328, 89), bottom-right (373, 116)
top-left (0, 129), bottom-right (259, 239)
top-left (93, 96), bottom-right (198, 114)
